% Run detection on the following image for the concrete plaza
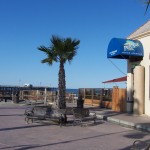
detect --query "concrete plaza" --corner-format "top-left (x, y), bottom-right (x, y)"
top-left (0, 102), bottom-right (150, 150)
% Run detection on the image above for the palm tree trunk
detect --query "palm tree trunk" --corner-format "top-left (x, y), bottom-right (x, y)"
top-left (58, 62), bottom-right (66, 109)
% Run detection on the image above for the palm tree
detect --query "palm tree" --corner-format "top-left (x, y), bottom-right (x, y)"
top-left (38, 35), bottom-right (80, 109)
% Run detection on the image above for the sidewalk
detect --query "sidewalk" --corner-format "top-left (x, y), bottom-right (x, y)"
top-left (0, 101), bottom-right (26, 107)
top-left (1, 101), bottom-right (150, 133)
top-left (90, 107), bottom-right (150, 132)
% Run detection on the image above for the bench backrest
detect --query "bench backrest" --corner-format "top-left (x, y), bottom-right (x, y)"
top-left (33, 106), bottom-right (52, 117)
top-left (132, 140), bottom-right (150, 150)
top-left (33, 106), bottom-right (66, 118)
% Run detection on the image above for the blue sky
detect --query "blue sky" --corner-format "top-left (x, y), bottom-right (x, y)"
top-left (0, 0), bottom-right (149, 89)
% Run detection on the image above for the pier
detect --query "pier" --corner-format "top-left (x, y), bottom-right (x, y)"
top-left (0, 85), bottom-right (56, 103)
top-left (0, 85), bottom-right (78, 104)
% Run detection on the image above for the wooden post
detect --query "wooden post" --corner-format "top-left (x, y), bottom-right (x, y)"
top-left (36, 90), bottom-right (39, 101)
top-left (44, 88), bottom-right (47, 105)
top-left (83, 88), bottom-right (85, 100)
top-left (100, 89), bottom-right (103, 106)
top-left (12, 91), bottom-right (14, 102)
top-left (92, 88), bottom-right (93, 106)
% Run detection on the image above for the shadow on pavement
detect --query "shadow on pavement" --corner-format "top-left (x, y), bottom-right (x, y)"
top-left (0, 130), bottom-right (129, 150)
top-left (0, 124), bottom-right (51, 132)
top-left (124, 132), bottom-right (148, 139)
top-left (0, 114), bottom-right (24, 117)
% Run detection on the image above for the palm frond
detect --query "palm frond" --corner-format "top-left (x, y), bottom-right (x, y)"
top-left (38, 35), bottom-right (80, 65)
top-left (38, 46), bottom-right (50, 53)
top-left (62, 38), bottom-right (80, 62)
top-left (41, 58), bottom-right (53, 65)
top-left (51, 35), bottom-right (65, 54)
top-left (145, 0), bottom-right (150, 14)
top-left (38, 45), bottom-right (58, 65)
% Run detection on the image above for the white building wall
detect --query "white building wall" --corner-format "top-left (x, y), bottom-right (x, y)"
top-left (127, 36), bottom-right (150, 116)
top-left (139, 36), bottom-right (150, 116)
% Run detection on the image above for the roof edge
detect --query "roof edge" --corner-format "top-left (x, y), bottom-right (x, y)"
top-left (127, 31), bottom-right (150, 40)
top-left (127, 20), bottom-right (150, 39)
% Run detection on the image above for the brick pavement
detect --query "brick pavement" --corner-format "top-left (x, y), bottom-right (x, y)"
top-left (0, 102), bottom-right (150, 150)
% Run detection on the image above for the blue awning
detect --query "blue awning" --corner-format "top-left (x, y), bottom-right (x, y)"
top-left (107, 38), bottom-right (144, 59)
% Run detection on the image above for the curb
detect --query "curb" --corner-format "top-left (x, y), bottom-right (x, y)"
top-left (96, 114), bottom-right (150, 133)
top-left (0, 102), bottom-right (26, 107)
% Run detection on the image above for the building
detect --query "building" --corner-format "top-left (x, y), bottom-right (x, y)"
top-left (127, 20), bottom-right (150, 116)
top-left (107, 20), bottom-right (150, 116)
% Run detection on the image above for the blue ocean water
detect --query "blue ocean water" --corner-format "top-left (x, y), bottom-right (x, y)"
top-left (66, 89), bottom-right (78, 94)
top-left (51, 88), bottom-right (78, 95)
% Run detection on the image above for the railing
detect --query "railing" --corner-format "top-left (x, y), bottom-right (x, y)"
top-left (79, 88), bottom-right (112, 107)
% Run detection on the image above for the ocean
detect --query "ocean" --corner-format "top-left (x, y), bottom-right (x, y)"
top-left (51, 88), bottom-right (78, 95)
top-left (66, 89), bottom-right (78, 95)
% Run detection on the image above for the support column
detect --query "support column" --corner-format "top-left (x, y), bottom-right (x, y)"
top-left (133, 66), bottom-right (145, 115)
top-left (127, 73), bottom-right (134, 113)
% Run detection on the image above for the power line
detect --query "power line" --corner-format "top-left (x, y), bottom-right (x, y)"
top-left (108, 58), bottom-right (127, 76)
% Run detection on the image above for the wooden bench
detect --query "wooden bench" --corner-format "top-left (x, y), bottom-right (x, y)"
top-left (72, 107), bottom-right (97, 126)
top-left (24, 106), bottom-right (67, 127)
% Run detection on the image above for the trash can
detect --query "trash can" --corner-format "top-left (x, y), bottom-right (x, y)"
top-left (127, 100), bottom-right (134, 114)
top-left (77, 96), bottom-right (84, 108)
top-left (4, 98), bottom-right (7, 102)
